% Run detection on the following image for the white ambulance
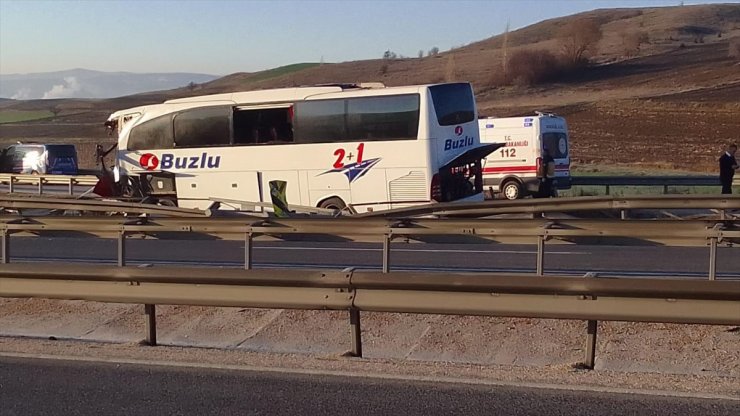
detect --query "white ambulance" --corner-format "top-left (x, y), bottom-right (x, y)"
top-left (478, 112), bottom-right (571, 199)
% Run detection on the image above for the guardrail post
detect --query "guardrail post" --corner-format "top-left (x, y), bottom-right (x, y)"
top-left (349, 308), bottom-right (362, 357)
top-left (536, 235), bottom-right (545, 276)
top-left (143, 304), bottom-right (157, 346)
top-left (382, 234), bottom-right (391, 273)
top-left (708, 237), bottom-right (717, 281)
top-left (620, 209), bottom-right (628, 220)
top-left (37, 177), bottom-right (43, 195)
top-left (583, 272), bottom-right (598, 369)
top-left (342, 267), bottom-right (362, 357)
top-left (663, 185), bottom-right (669, 194)
top-left (8, 176), bottom-right (14, 193)
top-left (244, 232), bottom-right (253, 270)
top-left (1, 230), bottom-right (9, 264)
top-left (585, 319), bottom-right (598, 369)
top-left (605, 185), bottom-right (610, 195)
top-left (68, 178), bottom-right (74, 196)
top-left (117, 231), bottom-right (126, 267)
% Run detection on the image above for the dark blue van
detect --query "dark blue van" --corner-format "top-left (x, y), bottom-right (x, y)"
top-left (0, 144), bottom-right (79, 175)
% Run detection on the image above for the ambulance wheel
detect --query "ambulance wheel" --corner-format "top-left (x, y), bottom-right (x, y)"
top-left (319, 197), bottom-right (347, 211)
top-left (501, 180), bottom-right (522, 200)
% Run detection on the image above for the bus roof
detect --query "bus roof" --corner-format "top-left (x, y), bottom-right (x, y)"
top-left (109, 82), bottom-right (468, 123)
top-left (164, 86), bottom-right (344, 105)
top-left (163, 83), bottom-right (441, 105)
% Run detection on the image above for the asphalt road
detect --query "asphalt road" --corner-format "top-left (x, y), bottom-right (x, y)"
top-left (7, 236), bottom-right (740, 278)
top-left (1, 356), bottom-right (737, 416)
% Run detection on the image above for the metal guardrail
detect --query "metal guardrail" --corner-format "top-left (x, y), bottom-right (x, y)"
top-left (571, 175), bottom-right (740, 195)
top-left (0, 195), bottom-right (207, 217)
top-left (3, 194), bottom-right (738, 220)
top-left (1, 194), bottom-right (738, 367)
top-left (359, 195), bottom-right (740, 218)
top-left (0, 173), bottom-right (98, 195)
top-left (1, 214), bottom-right (737, 279)
top-left (1, 263), bottom-right (738, 367)
top-left (2, 172), bottom-right (737, 207)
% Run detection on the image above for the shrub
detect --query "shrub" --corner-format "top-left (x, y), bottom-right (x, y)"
top-left (503, 49), bottom-right (563, 86)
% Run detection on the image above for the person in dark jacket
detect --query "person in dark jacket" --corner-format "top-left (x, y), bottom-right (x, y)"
top-left (719, 143), bottom-right (738, 194)
top-left (538, 146), bottom-right (556, 198)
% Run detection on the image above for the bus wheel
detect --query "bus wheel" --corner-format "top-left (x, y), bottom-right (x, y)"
top-left (319, 197), bottom-right (347, 211)
top-left (501, 180), bottom-right (522, 200)
top-left (121, 185), bottom-right (135, 198)
top-left (157, 198), bottom-right (177, 207)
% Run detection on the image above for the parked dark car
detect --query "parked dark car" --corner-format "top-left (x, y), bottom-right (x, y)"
top-left (0, 144), bottom-right (79, 175)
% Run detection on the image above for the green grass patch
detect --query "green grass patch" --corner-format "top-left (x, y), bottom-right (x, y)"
top-left (246, 63), bottom-right (321, 84)
top-left (571, 163), bottom-right (699, 176)
top-left (559, 185), bottom-right (728, 197)
top-left (0, 110), bottom-right (54, 124)
top-left (563, 163), bottom-right (732, 196)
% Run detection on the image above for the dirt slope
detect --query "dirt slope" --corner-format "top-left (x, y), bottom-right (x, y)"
top-left (1, 4), bottom-right (739, 172)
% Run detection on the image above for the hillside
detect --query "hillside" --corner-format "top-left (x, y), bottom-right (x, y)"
top-left (0, 69), bottom-right (219, 100)
top-left (1, 3), bottom-right (739, 173)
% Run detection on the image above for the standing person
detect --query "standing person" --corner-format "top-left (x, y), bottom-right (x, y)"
top-left (719, 143), bottom-right (738, 194)
top-left (538, 146), bottom-right (556, 198)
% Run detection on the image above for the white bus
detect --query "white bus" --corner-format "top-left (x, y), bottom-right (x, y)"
top-left (479, 113), bottom-right (571, 199)
top-left (104, 82), bottom-right (501, 213)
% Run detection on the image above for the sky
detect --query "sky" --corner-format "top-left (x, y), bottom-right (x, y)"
top-left (0, 0), bottom-right (734, 76)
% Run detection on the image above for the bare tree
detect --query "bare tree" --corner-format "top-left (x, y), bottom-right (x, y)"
top-left (187, 81), bottom-right (198, 91)
top-left (49, 106), bottom-right (61, 117)
top-left (428, 46), bottom-right (439, 56)
top-left (558, 18), bottom-right (602, 66)
top-left (620, 30), bottom-right (649, 57)
top-left (444, 55), bottom-right (457, 82)
top-left (501, 18), bottom-right (511, 82)
top-left (418, 50), bottom-right (424, 58)
top-left (382, 50), bottom-right (397, 60)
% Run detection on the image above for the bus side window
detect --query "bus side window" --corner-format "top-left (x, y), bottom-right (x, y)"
top-left (233, 108), bottom-right (293, 145)
top-left (129, 115), bottom-right (175, 150)
top-left (233, 109), bottom-right (259, 145)
top-left (173, 107), bottom-right (230, 148)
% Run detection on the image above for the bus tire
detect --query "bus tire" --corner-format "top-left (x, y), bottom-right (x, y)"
top-left (501, 180), bottom-right (522, 200)
top-left (157, 198), bottom-right (177, 207)
top-left (318, 197), bottom-right (347, 211)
